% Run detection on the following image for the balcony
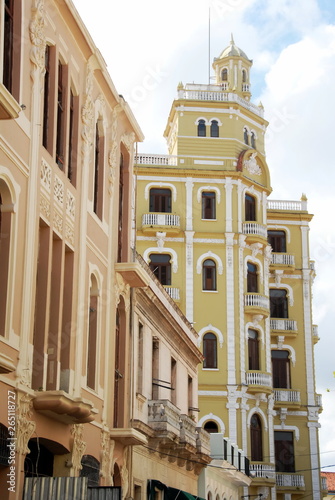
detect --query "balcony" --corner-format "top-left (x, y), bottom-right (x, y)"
top-left (136, 153), bottom-right (178, 166)
top-left (270, 253), bottom-right (295, 268)
top-left (246, 371), bottom-right (272, 394)
top-left (313, 324), bottom-right (320, 344)
top-left (316, 393), bottom-right (323, 410)
top-left (243, 222), bottom-right (268, 242)
top-left (33, 390), bottom-right (98, 424)
top-left (244, 293), bottom-right (269, 316)
top-left (115, 262), bottom-right (151, 288)
top-left (276, 473), bottom-right (305, 490)
top-left (249, 462), bottom-right (276, 484)
top-left (148, 399), bottom-right (181, 437)
top-left (270, 319), bottom-right (297, 336)
top-left (164, 286), bottom-right (180, 301)
top-left (267, 199), bottom-right (307, 211)
top-left (142, 213), bottom-right (180, 234)
top-left (274, 389), bottom-right (301, 407)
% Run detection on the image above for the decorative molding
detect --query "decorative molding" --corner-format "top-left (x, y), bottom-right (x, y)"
top-left (121, 132), bottom-right (135, 153)
top-left (16, 395), bottom-right (36, 455)
top-left (70, 424), bottom-right (86, 474)
top-left (40, 195), bottom-right (50, 221)
top-left (274, 424), bottom-right (300, 441)
top-left (29, 0), bottom-right (46, 80)
top-left (115, 272), bottom-right (130, 311)
top-left (197, 324), bottom-right (224, 348)
top-left (196, 251), bottom-right (223, 275)
top-left (40, 160), bottom-right (51, 192)
top-left (196, 185), bottom-right (221, 204)
top-left (271, 343), bottom-right (296, 366)
top-left (54, 175), bottom-right (64, 206)
top-left (144, 182), bottom-right (177, 202)
top-left (143, 247), bottom-right (178, 273)
top-left (120, 446), bottom-right (130, 500)
top-left (197, 413), bottom-right (225, 434)
top-left (81, 60), bottom-right (95, 158)
top-left (108, 107), bottom-right (120, 194)
top-left (243, 152), bottom-right (261, 176)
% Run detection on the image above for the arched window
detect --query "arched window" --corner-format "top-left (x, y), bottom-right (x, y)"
top-left (93, 120), bottom-right (104, 219)
top-left (203, 259), bottom-right (216, 291)
top-left (0, 188), bottom-right (12, 336)
top-left (149, 254), bottom-right (171, 285)
top-left (268, 230), bottom-right (287, 253)
top-left (250, 414), bottom-right (263, 461)
top-left (245, 193), bottom-right (256, 221)
top-left (247, 262), bottom-right (258, 293)
top-left (242, 69), bottom-right (247, 83)
top-left (149, 188), bottom-right (172, 213)
top-left (87, 276), bottom-right (98, 390)
top-left (270, 289), bottom-right (288, 318)
top-left (221, 68), bottom-right (228, 81)
top-left (272, 350), bottom-right (291, 389)
top-left (210, 120), bottom-right (219, 138)
top-left (251, 131), bottom-right (256, 149)
top-left (202, 191), bottom-right (216, 219)
top-left (203, 332), bottom-right (217, 368)
top-left (248, 329), bottom-right (259, 371)
top-left (204, 420), bottom-right (219, 433)
top-left (198, 119), bottom-right (206, 137)
top-left (80, 455), bottom-right (100, 487)
top-left (244, 127), bottom-right (249, 145)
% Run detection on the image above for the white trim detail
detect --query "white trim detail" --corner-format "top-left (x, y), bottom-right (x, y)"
top-left (197, 186), bottom-right (221, 204)
top-left (246, 323), bottom-right (265, 346)
top-left (244, 255), bottom-right (264, 282)
top-left (195, 116), bottom-right (210, 125)
top-left (197, 325), bottom-right (224, 348)
top-left (271, 344), bottom-right (296, 367)
top-left (267, 225), bottom-right (291, 243)
top-left (196, 252), bottom-right (223, 275)
top-left (274, 425), bottom-right (300, 441)
top-left (247, 408), bottom-right (268, 431)
top-left (269, 283), bottom-right (294, 306)
top-left (144, 182), bottom-right (177, 202)
top-left (143, 247), bottom-right (178, 273)
top-left (198, 413), bottom-right (225, 434)
top-left (209, 117), bottom-right (223, 126)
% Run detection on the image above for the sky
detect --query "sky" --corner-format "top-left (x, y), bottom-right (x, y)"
top-left (72, 0), bottom-right (335, 472)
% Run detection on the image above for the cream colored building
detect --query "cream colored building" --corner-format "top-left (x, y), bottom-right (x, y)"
top-left (135, 37), bottom-right (323, 500)
top-left (0, 0), bottom-right (216, 498)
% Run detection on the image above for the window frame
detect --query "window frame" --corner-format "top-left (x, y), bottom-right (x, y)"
top-left (149, 188), bottom-right (172, 213)
top-left (272, 350), bottom-right (291, 389)
top-left (250, 414), bottom-right (263, 462)
top-left (245, 193), bottom-right (256, 221)
top-left (202, 259), bottom-right (217, 291)
top-left (268, 230), bottom-right (287, 253)
top-left (274, 431), bottom-right (295, 473)
top-left (149, 253), bottom-right (172, 286)
top-left (270, 289), bottom-right (288, 318)
top-left (247, 262), bottom-right (258, 293)
top-left (210, 120), bottom-right (219, 138)
top-left (3, 0), bottom-right (21, 101)
top-left (248, 329), bottom-right (260, 371)
top-left (201, 191), bottom-right (216, 220)
top-left (203, 332), bottom-right (218, 369)
top-left (197, 119), bottom-right (206, 137)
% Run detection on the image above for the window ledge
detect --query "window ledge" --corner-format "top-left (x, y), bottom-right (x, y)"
top-left (202, 368), bottom-right (219, 371)
top-left (201, 218), bottom-right (217, 221)
top-left (0, 83), bottom-right (21, 119)
top-left (202, 290), bottom-right (218, 293)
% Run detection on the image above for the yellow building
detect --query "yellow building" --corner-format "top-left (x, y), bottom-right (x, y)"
top-left (135, 36), bottom-right (323, 500)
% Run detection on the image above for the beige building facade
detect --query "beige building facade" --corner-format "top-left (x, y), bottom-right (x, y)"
top-left (135, 37), bottom-right (324, 500)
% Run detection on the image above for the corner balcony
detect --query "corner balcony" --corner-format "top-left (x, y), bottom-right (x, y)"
top-left (148, 399), bottom-right (181, 438)
top-left (244, 293), bottom-right (269, 316)
top-left (276, 473), bottom-right (305, 492)
top-left (242, 222), bottom-right (268, 243)
top-left (270, 253), bottom-right (295, 268)
top-left (141, 213), bottom-right (181, 234)
top-left (33, 390), bottom-right (98, 424)
top-left (274, 389), bottom-right (301, 407)
top-left (270, 318), bottom-right (298, 337)
top-left (250, 463), bottom-right (276, 485)
top-left (246, 371), bottom-right (272, 394)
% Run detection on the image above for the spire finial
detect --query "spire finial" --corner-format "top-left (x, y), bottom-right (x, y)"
top-left (230, 33), bottom-right (235, 45)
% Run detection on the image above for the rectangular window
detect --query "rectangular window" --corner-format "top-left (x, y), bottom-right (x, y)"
top-left (93, 122), bottom-right (104, 219)
top-left (268, 230), bottom-right (287, 252)
top-left (3, 0), bottom-right (21, 100)
top-left (171, 357), bottom-right (177, 405)
top-left (149, 188), bottom-right (172, 213)
top-left (245, 194), bottom-right (256, 221)
top-left (42, 45), bottom-right (56, 154)
top-left (272, 350), bottom-right (291, 389)
top-left (56, 61), bottom-right (66, 169)
top-left (67, 91), bottom-right (79, 185)
top-left (247, 263), bottom-right (258, 293)
top-left (202, 192), bottom-right (216, 219)
top-left (137, 322), bottom-right (144, 395)
top-left (270, 289), bottom-right (288, 318)
top-left (274, 431), bottom-right (295, 472)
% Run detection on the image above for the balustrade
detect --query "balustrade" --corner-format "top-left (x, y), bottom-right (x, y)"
top-left (243, 222), bottom-right (267, 239)
top-left (271, 253), bottom-right (295, 266)
top-left (142, 213), bottom-right (180, 227)
top-left (250, 462), bottom-right (276, 478)
top-left (270, 319), bottom-right (297, 331)
top-left (246, 371), bottom-right (272, 388)
top-left (274, 389), bottom-right (301, 403)
top-left (276, 473), bottom-right (305, 488)
top-left (164, 286), bottom-right (180, 301)
top-left (245, 294), bottom-right (269, 310)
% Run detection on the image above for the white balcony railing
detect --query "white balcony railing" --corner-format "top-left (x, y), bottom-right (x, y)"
top-left (270, 319), bottom-right (297, 331)
top-left (135, 154), bottom-right (178, 166)
top-left (271, 253), bottom-right (295, 266)
top-left (164, 286), bottom-right (180, 301)
top-left (274, 390), bottom-right (301, 403)
top-left (246, 371), bottom-right (272, 388)
top-left (245, 294), bottom-right (269, 310)
top-left (250, 463), bottom-right (276, 478)
top-left (276, 473), bottom-right (305, 488)
top-left (177, 85), bottom-right (264, 117)
top-left (313, 325), bottom-right (319, 340)
top-left (267, 199), bottom-right (307, 211)
top-left (243, 222), bottom-right (268, 239)
top-left (142, 213), bottom-right (180, 227)
top-left (316, 394), bottom-right (323, 407)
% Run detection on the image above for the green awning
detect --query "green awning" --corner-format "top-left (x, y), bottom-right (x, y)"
top-left (147, 480), bottom-right (205, 500)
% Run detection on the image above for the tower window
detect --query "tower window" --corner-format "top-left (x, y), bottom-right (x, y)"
top-left (245, 194), bottom-right (256, 221)
top-left (270, 289), bottom-right (288, 318)
top-left (210, 120), bottom-right (219, 138)
top-left (202, 259), bottom-right (216, 291)
top-left (251, 131), bottom-right (256, 149)
top-left (250, 414), bottom-right (263, 461)
top-left (268, 230), bottom-right (287, 253)
top-left (203, 332), bottom-right (217, 368)
top-left (197, 119), bottom-right (206, 137)
top-left (149, 188), bottom-right (172, 213)
top-left (244, 127), bottom-right (249, 145)
top-left (221, 68), bottom-right (228, 81)
top-left (248, 329), bottom-right (259, 371)
top-left (149, 254), bottom-right (171, 285)
top-left (272, 350), bottom-right (291, 389)
top-left (242, 69), bottom-right (247, 83)
top-left (202, 192), bottom-right (216, 219)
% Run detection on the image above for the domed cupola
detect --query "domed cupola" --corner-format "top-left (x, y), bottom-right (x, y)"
top-left (212, 34), bottom-right (253, 100)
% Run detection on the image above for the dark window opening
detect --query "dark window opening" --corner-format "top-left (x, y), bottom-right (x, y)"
top-left (221, 68), bottom-right (228, 81)
top-left (80, 455), bottom-right (100, 487)
top-left (245, 194), bottom-right (256, 221)
top-left (250, 414), bottom-right (263, 461)
top-left (149, 188), bottom-right (171, 213)
top-left (203, 332), bottom-right (217, 368)
top-left (93, 122), bottom-right (104, 219)
top-left (268, 230), bottom-right (287, 253)
top-left (270, 289), bottom-right (288, 318)
top-left (203, 259), bottom-right (216, 291)
top-left (204, 421), bottom-right (219, 433)
top-left (210, 120), bottom-right (219, 138)
top-left (242, 69), bottom-right (247, 83)
top-left (149, 254), bottom-right (171, 285)
top-left (247, 262), bottom-right (258, 293)
top-left (56, 62), bottom-right (65, 169)
top-left (202, 192), bottom-right (216, 219)
top-left (24, 440), bottom-right (54, 478)
top-left (0, 424), bottom-right (10, 467)
top-left (272, 350), bottom-right (291, 389)
top-left (248, 329), bottom-right (259, 371)
top-left (198, 119), bottom-right (206, 137)
top-left (244, 128), bottom-right (249, 145)
top-left (275, 431), bottom-right (295, 472)
top-left (251, 132), bottom-right (256, 149)
top-left (42, 45), bottom-right (51, 150)
top-left (3, 0), bottom-right (21, 99)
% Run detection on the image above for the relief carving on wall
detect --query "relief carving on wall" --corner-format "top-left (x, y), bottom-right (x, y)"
top-left (70, 424), bottom-right (86, 475)
top-left (29, 0), bottom-right (46, 80)
top-left (243, 152), bottom-right (261, 176)
top-left (81, 61), bottom-right (94, 159)
top-left (16, 394), bottom-right (36, 455)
